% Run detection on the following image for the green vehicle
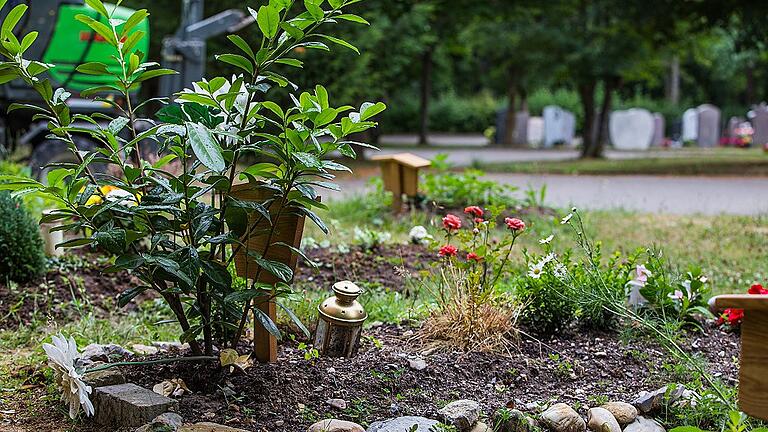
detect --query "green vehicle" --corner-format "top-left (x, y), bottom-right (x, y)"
top-left (0, 0), bottom-right (251, 177)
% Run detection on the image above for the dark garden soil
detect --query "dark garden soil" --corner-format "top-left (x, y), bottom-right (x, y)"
top-left (295, 244), bottom-right (434, 292)
top-left (3, 322), bottom-right (740, 432)
top-left (0, 251), bottom-right (145, 330)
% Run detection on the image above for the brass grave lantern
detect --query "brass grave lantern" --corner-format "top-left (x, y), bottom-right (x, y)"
top-left (314, 281), bottom-right (368, 357)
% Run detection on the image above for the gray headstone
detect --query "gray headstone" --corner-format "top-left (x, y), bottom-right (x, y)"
top-left (92, 383), bottom-right (178, 428)
top-left (609, 108), bottom-right (654, 151)
top-left (750, 103), bottom-right (768, 146)
top-left (513, 111), bottom-right (529, 145)
top-left (696, 104), bottom-right (721, 147)
top-left (543, 105), bottom-right (575, 147)
top-left (367, 416), bottom-right (440, 432)
top-left (527, 117), bottom-right (544, 147)
top-left (681, 108), bottom-right (698, 142)
top-left (652, 113), bottom-right (665, 146)
top-left (727, 116), bottom-right (743, 138)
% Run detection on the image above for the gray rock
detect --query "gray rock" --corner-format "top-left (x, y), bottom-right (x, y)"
top-left (470, 422), bottom-right (492, 432)
top-left (600, 403), bottom-right (637, 425)
top-left (152, 341), bottom-right (190, 352)
top-left (632, 385), bottom-right (685, 414)
top-left (135, 412), bottom-right (184, 432)
top-left (408, 357), bottom-right (428, 371)
top-left (367, 416), bottom-right (440, 432)
top-left (586, 408), bottom-right (620, 432)
top-left (438, 399), bottom-right (481, 430)
top-left (179, 423), bottom-right (249, 432)
top-left (326, 398), bottom-right (348, 410)
top-left (93, 383), bottom-right (178, 427)
top-left (623, 416), bottom-right (665, 432)
top-left (540, 403), bottom-right (586, 432)
top-left (81, 343), bottom-right (132, 364)
top-left (83, 366), bottom-right (126, 388)
top-left (308, 419), bottom-right (365, 432)
top-left (132, 343), bottom-right (160, 355)
top-left (494, 408), bottom-right (537, 432)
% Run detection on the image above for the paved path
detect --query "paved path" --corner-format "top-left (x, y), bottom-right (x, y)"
top-left (329, 173), bottom-right (768, 216)
top-left (365, 146), bottom-right (708, 167)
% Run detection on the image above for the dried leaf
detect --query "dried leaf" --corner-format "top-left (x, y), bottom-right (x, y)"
top-left (152, 378), bottom-right (190, 397)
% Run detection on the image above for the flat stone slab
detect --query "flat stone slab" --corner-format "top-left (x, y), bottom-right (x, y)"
top-left (92, 383), bottom-right (178, 427)
top-left (367, 416), bottom-right (440, 432)
top-left (83, 366), bottom-right (126, 388)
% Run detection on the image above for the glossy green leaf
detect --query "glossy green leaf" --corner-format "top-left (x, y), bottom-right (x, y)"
top-left (186, 122), bottom-right (225, 172)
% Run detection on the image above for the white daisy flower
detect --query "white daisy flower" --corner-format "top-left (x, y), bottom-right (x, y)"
top-left (539, 234), bottom-right (554, 244)
top-left (528, 262), bottom-right (544, 279)
top-left (560, 213), bottom-right (573, 224)
top-left (540, 253), bottom-right (557, 265)
top-left (553, 263), bottom-right (568, 279)
top-left (42, 333), bottom-right (95, 419)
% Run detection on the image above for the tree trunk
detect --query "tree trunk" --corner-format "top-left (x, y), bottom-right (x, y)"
top-left (665, 56), bottom-right (680, 104)
top-left (593, 77), bottom-right (618, 158)
top-left (578, 80), bottom-right (597, 158)
top-left (418, 47), bottom-right (433, 146)
top-left (502, 68), bottom-right (518, 146)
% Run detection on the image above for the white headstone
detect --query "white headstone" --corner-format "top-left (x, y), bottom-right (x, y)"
top-left (652, 113), bottom-right (665, 146)
top-left (609, 108), bottom-right (655, 151)
top-left (527, 117), bottom-right (544, 147)
top-left (751, 103), bottom-right (768, 146)
top-left (696, 104), bottom-right (721, 147)
top-left (682, 108), bottom-right (698, 142)
top-left (543, 105), bottom-right (575, 147)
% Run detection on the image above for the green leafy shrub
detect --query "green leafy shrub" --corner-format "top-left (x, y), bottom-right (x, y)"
top-left (421, 155), bottom-right (520, 208)
top-left (0, 191), bottom-right (46, 283)
top-left (380, 91), bottom-right (500, 134)
top-left (516, 250), bottom-right (578, 334)
top-left (0, 0), bottom-right (383, 356)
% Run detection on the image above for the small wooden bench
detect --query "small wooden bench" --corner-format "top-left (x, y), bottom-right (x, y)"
top-left (709, 295), bottom-right (768, 420)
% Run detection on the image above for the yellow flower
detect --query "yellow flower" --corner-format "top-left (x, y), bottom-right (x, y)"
top-left (83, 185), bottom-right (140, 207)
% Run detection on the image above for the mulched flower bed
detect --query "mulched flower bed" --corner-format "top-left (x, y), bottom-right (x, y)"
top-left (0, 252), bottom-right (144, 330)
top-left (295, 244), bottom-right (434, 292)
top-left (108, 323), bottom-right (736, 431)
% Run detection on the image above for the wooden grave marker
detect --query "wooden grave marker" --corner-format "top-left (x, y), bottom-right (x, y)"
top-left (710, 294), bottom-right (768, 420)
top-left (370, 153), bottom-right (431, 211)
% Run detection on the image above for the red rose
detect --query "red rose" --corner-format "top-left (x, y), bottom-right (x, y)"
top-left (467, 252), bottom-right (483, 262)
top-left (464, 206), bottom-right (484, 218)
top-left (504, 217), bottom-right (525, 231)
top-left (721, 308), bottom-right (745, 326)
top-left (474, 218), bottom-right (484, 224)
top-left (438, 244), bottom-right (458, 257)
top-left (442, 214), bottom-right (462, 231)
top-left (748, 284), bottom-right (768, 295)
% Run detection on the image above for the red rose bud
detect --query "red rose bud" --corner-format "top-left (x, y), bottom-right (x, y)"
top-left (504, 217), bottom-right (525, 231)
top-left (467, 252), bottom-right (483, 262)
top-left (748, 284), bottom-right (768, 295)
top-left (438, 244), bottom-right (458, 257)
top-left (464, 206), bottom-right (484, 218)
top-left (442, 214), bottom-right (462, 231)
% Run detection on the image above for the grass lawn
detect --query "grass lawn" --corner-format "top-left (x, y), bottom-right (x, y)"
top-left (476, 147), bottom-right (768, 176)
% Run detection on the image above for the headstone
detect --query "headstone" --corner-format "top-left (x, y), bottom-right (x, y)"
top-left (681, 108), bottom-right (698, 142)
top-left (495, 109), bottom-right (530, 146)
top-left (652, 113), bottom-right (665, 146)
top-left (92, 383), bottom-right (178, 427)
top-left (527, 117), bottom-right (544, 147)
top-left (696, 104), bottom-right (721, 147)
top-left (727, 116), bottom-right (743, 138)
top-left (543, 105), bottom-right (575, 147)
top-left (367, 416), bottom-right (440, 432)
top-left (750, 103), bottom-right (768, 146)
top-left (562, 110), bottom-right (576, 146)
top-left (513, 111), bottom-right (529, 145)
top-left (609, 108), bottom-right (654, 151)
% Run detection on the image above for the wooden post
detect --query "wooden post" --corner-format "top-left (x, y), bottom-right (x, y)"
top-left (230, 183), bottom-right (307, 363)
top-left (370, 153), bottom-right (431, 212)
top-left (710, 295), bottom-right (768, 420)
